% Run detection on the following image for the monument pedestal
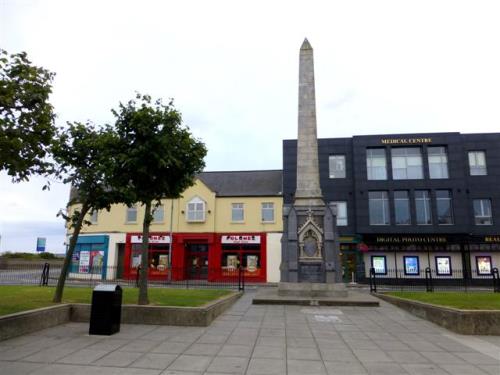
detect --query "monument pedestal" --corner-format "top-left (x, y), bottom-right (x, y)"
top-left (278, 282), bottom-right (348, 298)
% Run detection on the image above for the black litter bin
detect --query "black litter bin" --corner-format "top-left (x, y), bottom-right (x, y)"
top-left (89, 284), bottom-right (122, 335)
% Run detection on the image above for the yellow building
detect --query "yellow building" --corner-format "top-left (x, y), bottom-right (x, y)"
top-left (68, 170), bottom-right (283, 282)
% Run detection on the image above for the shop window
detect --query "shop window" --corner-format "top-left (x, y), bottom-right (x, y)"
top-left (329, 155), bottom-right (346, 178)
top-left (221, 243), bottom-right (261, 277)
top-left (152, 204), bottom-right (164, 223)
top-left (186, 197), bottom-right (205, 222)
top-left (369, 191), bottom-right (390, 225)
top-left (391, 147), bottom-right (423, 180)
top-left (435, 256), bottom-right (452, 276)
top-left (404, 256), bottom-right (419, 275)
top-left (70, 243), bottom-right (105, 274)
top-left (468, 151), bottom-right (487, 176)
top-left (126, 205), bottom-right (138, 223)
top-left (476, 256), bottom-right (492, 275)
top-left (394, 191), bottom-right (411, 225)
top-left (232, 203), bottom-right (244, 222)
top-left (332, 201), bottom-right (347, 226)
top-left (371, 255), bottom-right (387, 275)
top-left (428, 146), bottom-right (449, 179)
top-left (261, 202), bottom-right (274, 222)
top-left (473, 199), bottom-right (493, 225)
top-left (130, 243), bottom-right (170, 275)
top-left (366, 148), bottom-right (387, 180)
top-left (436, 190), bottom-right (454, 225)
top-left (415, 190), bottom-right (432, 225)
top-left (90, 210), bottom-right (98, 224)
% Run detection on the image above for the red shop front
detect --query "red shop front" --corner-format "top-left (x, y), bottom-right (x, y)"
top-left (123, 233), bottom-right (171, 280)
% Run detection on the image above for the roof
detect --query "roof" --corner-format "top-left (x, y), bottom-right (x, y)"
top-left (198, 170), bottom-right (282, 197)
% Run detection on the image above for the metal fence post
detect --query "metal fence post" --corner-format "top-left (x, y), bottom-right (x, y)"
top-left (369, 267), bottom-right (377, 293)
top-left (492, 267), bottom-right (500, 293)
top-left (39, 262), bottom-right (49, 286)
top-left (425, 267), bottom-right (433, 292)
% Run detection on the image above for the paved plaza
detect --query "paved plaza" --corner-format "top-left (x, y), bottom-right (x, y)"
top-left (0, 291), bottom-right (499, 375)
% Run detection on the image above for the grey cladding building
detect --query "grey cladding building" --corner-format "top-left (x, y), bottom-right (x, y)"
top-left (283, 132), bottom-right (500, 280)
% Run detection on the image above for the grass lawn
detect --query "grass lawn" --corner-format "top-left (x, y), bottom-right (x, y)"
top-left (0, 286), bottom-right (232, 316)
top-left (387, 291), bottom-right (500, 310)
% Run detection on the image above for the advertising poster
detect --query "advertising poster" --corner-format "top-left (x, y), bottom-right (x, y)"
top-left (132, 254), bottom-right (142, 268)
top-left (247, 255), bottom-right (258, 273)
top-left (404, 256), bottom-right (419, 275)
top-left (158, 254), bottom-right (169, 271)
top-left (79, 251), bottom-right (90, 273)
top-left (372, 256), bottom-right (386, 274)
top-left (436, 257), bottom-right (451, 275)
top-left (90, 251), bottom-right (104, 273)
top-left (227, 255), bottom-right (238, 269)
top-left (476, 256), bottom-right (492, 275)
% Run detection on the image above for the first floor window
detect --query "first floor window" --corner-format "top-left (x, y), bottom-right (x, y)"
top-left (369, 191), bottom-right (390, 225)
top-left (126, 205), bottom-right (137, 223)
top-left (90, 210), bottom-right (98, 224)
top-left (473, 199), bottom-right (493, 225)
top-left (152, 204), bottom-right (164, 223)
top-left (261, 202), bottom-right (274, 222)
top-left (394, 190), bottom-right (411, 225)
top-left (468, 150), bottom-right (487, 176)
top-left (415, 190), bottom-right (432, 225)
top-left (329, 155), bottom-right (346, 178)
top-left (333, 201), bottom-right (348, 226)
top-left (436, 190), bottom-right (454, 225)
top-left (187, 197), bottom-right (205, 222)
top-left (232, 203), bottom-right (244, 222)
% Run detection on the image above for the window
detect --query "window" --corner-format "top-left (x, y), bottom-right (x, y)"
top-left (436, 190), bottom-right (453, 225)
top-left (329, 155), bottom-right (346, 178)
top-left (261, 202), bottom-right (274, 222)
top-left (391, 147), bottom-right (423, 180)
top-left (187, 197), bottom-right (205, 222)
top-left (473, 199), bottom-right (493, 225)
top-left (468, 151), bottom-right (487, 176)
top-left (152, 204), bottom-right (164, 223)
top-left (366, 148), bottom-right (387, 180)
top-left (126, 205), bottom-right (137, 223)
top-left (369, 191), bottom-right (390, 225)
top-left (333, 201), bottom-right (347, 226)
top-left (90, 210), bottom-right (98, 224)
top-left (394, 191), bottom-right (411, 225)
top-left (428, 146), bottom-right (449, 179)
top-left (232, 203), bottom-right (244, 222)
top-left (415, 190), bottom-right (432, 225)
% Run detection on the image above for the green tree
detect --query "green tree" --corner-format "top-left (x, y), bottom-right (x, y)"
top-left (0, 49), bottom-right (56, 181)
top-left (112, 94), bottom-right (207, 305)
top-left (51, 122), bottom-right (122, 303)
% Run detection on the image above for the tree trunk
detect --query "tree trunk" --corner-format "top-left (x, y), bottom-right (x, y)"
top-left (138, 200), bottom-right (152, 305)
top-left (53, 201), bottom-right (90, 303)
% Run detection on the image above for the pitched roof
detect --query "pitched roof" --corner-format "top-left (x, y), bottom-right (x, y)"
top-left (198, 170), bottom-right (282, 197)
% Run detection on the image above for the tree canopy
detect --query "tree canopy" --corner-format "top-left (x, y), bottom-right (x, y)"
top-left (0, 49), bottom-right (56, 181)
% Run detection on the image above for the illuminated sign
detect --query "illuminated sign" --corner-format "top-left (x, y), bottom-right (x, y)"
top-left (375, 236), bottom-right (446, 244)
top-left (381, 137), bottom-right (432, 145)
top-left (222, 235), bottom-right (261, 244)
top-left (485, 236), bottom-right (500, 243)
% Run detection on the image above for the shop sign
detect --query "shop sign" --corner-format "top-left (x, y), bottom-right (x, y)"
top-left (374, 235), bottom-right (446, 244)
top-left (222, 235), bottom-right (260, 244)
top-left (381, 137), bottom-right (432, 145)
top-left (485, 236), bottom-right (500, 243)
top-left (131, 234), bottom-right (170, 244)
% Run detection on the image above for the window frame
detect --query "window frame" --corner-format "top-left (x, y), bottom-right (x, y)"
top-left (332, 201), bottom-right (348, 226)
top-left (152, 204), bottom-right (164, 223)
top-left (126, 205), bottom-right (138, 223)
top-left (366, 148), bottom-right (387, 180)
top-left (428, 146), bottom-right (449, 179)
top-left (394, 190), bottom-right (411, 225)
top-left (90, 210), bottom-right (98, 224)
top-left (473, 199), bottom-right (493, 226)
top-left (436, 190), bottom-right (454, 225)
top-left (328, 154), bottom-right (346, 179)
top-left (261, 202), bottom-right (275, 223)
top-left (368, 191), bottom-right (390, 226)
top-left (186, 197), bottom-right (206, 222)
top-left (391, 147), bottom-right (424, 180)
top-left (468, 150), bottom-right (487, 176)
top-left (231, 203), bottom-right (245, 223)
top-left (415, 190), bottom-right (432, 225)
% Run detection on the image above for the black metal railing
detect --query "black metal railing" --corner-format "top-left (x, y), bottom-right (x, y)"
top-left (0, 263), bottom-right (246, 291)
top-left (366, 267), bottom-right (500, 292)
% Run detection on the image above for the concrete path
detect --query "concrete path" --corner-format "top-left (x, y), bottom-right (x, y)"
top-left (0, 291), bottom-right (499, 374)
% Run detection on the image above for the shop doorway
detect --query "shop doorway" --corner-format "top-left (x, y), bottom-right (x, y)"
top-left (186, 243), bottom-right (208, 279)
top-left (340, 244), bottom-right (363, 283)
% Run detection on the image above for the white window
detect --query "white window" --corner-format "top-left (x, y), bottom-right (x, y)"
top-left (391, 147), bottom-right (423, 180)
top-left (468, 151), bottom-right (487, 176)
top-left (428, 146), bottom-right (449, 179)
top-left (333, 201), bottom-right (347, 226)
top-left (261, 202), bottom-right (274, 222)
top-left (232, 203), bottom-right (244, 222)
top-left (366, 148), bottom-right (387, 180)
top-left (152, 204), bottom-right (164, 223)
top-left (369, 191), bottom-right (390, 225)
top-left (126, 205), bottom-right (137, 223)
top-left (473, 199), bottom-right (493, 225)
top-left (329, 155), bottom-right (346, 178)
top-left (187, 197), bottom-right (205, 222)
top-left (90, 210), bottom-right (98, 224)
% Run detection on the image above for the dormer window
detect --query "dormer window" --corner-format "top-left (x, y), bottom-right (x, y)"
top-left (187, 197), bottom-right (206, 222)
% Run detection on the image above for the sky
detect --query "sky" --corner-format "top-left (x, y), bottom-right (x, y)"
top-left (1, 0), bottom-right (499, 253)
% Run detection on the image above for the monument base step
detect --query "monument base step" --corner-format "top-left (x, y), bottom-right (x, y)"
top-left (252, 286), bottom-right (379, 306)
top-left (278, 282), bottom-right (348, 298)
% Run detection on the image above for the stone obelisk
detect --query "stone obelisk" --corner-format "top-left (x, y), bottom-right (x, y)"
top-left (280, 39), bottom-right (345, 292)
